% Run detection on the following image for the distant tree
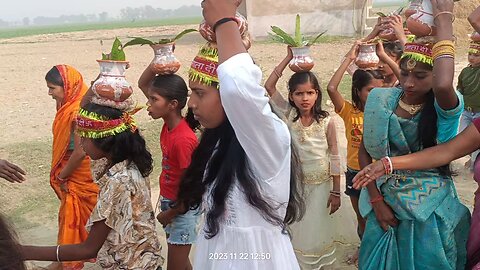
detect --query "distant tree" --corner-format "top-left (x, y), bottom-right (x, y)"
top-left (59, 14), bottom-right (86, 24)
top-left (0, 19), bottom-right (8, 28)
top-left (22, 17), bottom-right (30, 26)
top-left (27, 4), bottom-right (202, 27)
top-left (120, 7), bottom-right (141, 21)
top-left (155, 8), bottom-right (169, 18)
top-left (143, 5), bottom-right (158, 19)
top-left (86, 14), bottom-right (97, 22)
top-left (99, 12), bottom-right (108, 22)
top-left (172, 5), bottom-right (202, 17)
top-left (33, 16), bottom-right (55, 26)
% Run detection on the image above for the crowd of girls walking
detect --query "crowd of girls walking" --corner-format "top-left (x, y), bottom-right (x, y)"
top-left (2, 0), bottom-right (480, 269)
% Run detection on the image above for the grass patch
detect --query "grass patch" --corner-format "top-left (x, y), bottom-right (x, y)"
top-left (8, 194), bottom-right (59, 230)
top-left (4, 139), bottom-right (52, 178)
top-left (1, 119), bottom-right (164, 228)
top-left (0, 17), bottom-right (202, 40)
top-left (138, 119), bottom-right (164, 188)
top-left (319, 75), bottom-right (352, 108)
top-left (1, 138), bottom-right (58, 227)
top-left (337, 73), bottom-right (353, 100)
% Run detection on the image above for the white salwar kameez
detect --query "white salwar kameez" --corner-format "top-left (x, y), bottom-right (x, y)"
top-left (193, 53), bottom-right (300, 270)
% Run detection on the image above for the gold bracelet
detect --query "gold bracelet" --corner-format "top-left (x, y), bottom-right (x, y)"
top-left (433, 44), bottom-right (455, 50)
top-left (432, 45), bottom-right (455, 52)
top-left (433, 53), bottom-right (455, 60)
top-left (433, 48), bottom-right (455, 55)
top-left (433, 40), bottom-right (455, 49)
top-left (432, 45), bottom-right (455, 58)
top-left (432, 48), bottom-right (455, 57)
top-left (432, 49), bottom-right (455, 55)
top-left (433, 48), bottom-right (455, 54)
top-left (434, 11), bottom-right (455, 23)
top-left (433, 47), bottom-right (455, 55)
top-left (434, 55), bottom-right (455, 61)
top-left (434, 55), bottom-right (454, 61)
top-left (433, 50), bottom-right (455, 58)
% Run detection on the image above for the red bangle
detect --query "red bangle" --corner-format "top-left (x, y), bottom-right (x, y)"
top-left (370, 195), bottom-right (384, 204)
top-left (380, 157), bottom-right (393, 175)
top-left (213, 17), bottom-right (240, 32)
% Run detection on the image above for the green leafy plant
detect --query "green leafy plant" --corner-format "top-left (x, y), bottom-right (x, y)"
top-left (269, 14), bottom-right (326, 47)
top-left (123, 28), bottom-right (197, 47)
top-left (101, 37), bottom-right (126, 61)
top-left (376, 12), bottom-right (387, 17)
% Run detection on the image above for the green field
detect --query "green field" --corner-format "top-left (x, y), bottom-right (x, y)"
top-left (0, 17), bottom-right (202, 40)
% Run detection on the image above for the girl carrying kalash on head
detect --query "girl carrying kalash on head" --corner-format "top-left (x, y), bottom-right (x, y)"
top-left (360, 14), bottom-right (405, 88)
top-left (354, 0), bottom-right (470, 269)
top-left (264, 47), bottom-right (358, 268)
top-left (44, 65), bottom-right (99, 270)
top-left (19, 100), bottom-right (164, 268)
top-left (138, 69), bottom-right (200, 270)
top-left (173, 0), bottom-right (306, 269)
top-left (326, 41), bottom-right (385, 265)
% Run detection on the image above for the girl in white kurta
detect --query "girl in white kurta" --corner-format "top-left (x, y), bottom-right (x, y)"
top-left (174, 3), bottom-right (305, 269)
top-left (265, 49), bottom-right (358, 269)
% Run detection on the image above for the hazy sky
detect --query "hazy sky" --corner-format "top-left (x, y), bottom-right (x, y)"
top-left (2, 0), bottom-right (201, 21)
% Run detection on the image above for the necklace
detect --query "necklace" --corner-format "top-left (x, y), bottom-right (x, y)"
top-left (398, 98), bottom-right (424, 115)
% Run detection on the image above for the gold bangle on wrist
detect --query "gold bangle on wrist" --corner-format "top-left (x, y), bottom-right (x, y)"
top-left (433, 40), bottom-right (455, 49)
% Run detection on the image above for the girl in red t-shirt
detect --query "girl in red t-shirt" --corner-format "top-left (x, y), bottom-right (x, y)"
top-left (139, 70), bottom-right (200, 270)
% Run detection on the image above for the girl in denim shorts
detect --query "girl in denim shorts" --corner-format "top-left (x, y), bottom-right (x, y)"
top-left (139, 71), bottom-right (200, 270)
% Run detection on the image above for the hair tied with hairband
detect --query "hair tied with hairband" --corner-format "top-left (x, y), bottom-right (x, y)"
top-left (76, 106), bottom-right (144, 139)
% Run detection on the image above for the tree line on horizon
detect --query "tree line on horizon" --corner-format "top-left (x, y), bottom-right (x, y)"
top-left (0, 5), bottom-right (202, 28)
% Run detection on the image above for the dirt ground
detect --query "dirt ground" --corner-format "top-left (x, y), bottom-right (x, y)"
top-left (0, 3), bottom-right (479, 268)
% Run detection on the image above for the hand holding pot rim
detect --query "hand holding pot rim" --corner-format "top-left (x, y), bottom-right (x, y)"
top-left (430, 0), bottom-right (454, 17)
top-left (201, 0), bottom-right (237, 27)
top-left (345, 41), bottom-right (362, 60)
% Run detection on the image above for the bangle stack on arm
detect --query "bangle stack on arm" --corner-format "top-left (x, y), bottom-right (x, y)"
top-left (432, 40), bottom-right (455, 62)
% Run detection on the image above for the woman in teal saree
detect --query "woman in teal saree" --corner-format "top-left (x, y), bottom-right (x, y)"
top-left (356, 1), bottom-right (470, 269)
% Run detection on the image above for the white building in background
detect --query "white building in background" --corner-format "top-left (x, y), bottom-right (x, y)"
top-left (238, 0), bottom-right (406, 39)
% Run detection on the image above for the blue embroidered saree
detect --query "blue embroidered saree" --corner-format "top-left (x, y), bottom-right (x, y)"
top-left (359, 87), bottom-right (470, 270)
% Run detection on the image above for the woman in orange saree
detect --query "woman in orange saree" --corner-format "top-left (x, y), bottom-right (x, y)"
top-left (45, 65), bottom-right (99, 270)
